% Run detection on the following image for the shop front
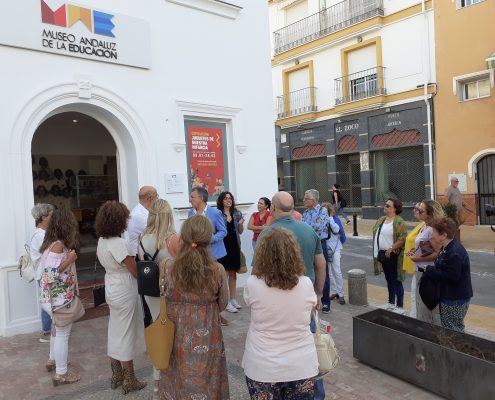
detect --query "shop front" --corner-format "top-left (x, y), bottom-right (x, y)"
top-left (0, 0), bottom-right (276, 336)
top-left (280, 100), bottom-right (433, 219)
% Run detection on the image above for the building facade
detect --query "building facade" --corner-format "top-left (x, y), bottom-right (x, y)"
top-left (0, 0), bottom-right (277, 336)
top-left (269, 0), bottom-right (436, 219)
top-left (433, 0), bottom-right (495, 226)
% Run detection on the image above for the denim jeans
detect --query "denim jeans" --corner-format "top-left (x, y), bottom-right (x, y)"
top-left (381, 258), bottom-right (404, 307)
top-left (333, 204), bottom-right (349, 222)
top-left (320, 240), bottom-right (331, 309)
top-left (310, 318), bottom-right (326, 400)
top-left (41, 309), bottom-right (52, 333)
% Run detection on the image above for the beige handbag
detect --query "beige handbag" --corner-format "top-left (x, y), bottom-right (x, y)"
top-left (313, 312), bottom-right (339, 375)
top-left (52, 263), bottom-right (86, 327)
top-left (144, 259), bottom-right (175, 370)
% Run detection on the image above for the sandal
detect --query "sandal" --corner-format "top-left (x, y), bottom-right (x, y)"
top-left (52, 371), bottom-right (80, 386)
top-left (45, 359), bottom-right (56, 372)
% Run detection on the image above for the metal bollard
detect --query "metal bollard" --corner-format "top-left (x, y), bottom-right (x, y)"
top-left (348, 269), bottom-right (367, 306)
top-left (352, 213), bottom-right (358, 236)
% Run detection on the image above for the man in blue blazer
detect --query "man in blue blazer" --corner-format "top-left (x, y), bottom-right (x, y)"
top-left (188, 186), bottom-right (227, 260)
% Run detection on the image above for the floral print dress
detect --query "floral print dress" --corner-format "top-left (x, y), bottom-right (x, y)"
top-left (159, 263), bottom-right (230, 400)
top-left (39, 241), bottom-right (76, 308)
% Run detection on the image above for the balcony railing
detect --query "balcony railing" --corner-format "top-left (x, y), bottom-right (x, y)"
top-left (273, 0), bottom-right (384, 55)
top-left (276, 87), bottom-right (317, 119)
top-left (334, 66), bottom-right (386, 105)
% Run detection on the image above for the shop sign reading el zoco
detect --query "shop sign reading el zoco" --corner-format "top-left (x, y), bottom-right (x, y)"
top-left (40, 0), bottom-right (117, 60)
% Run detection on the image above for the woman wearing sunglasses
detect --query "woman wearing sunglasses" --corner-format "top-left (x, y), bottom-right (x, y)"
top-left (406, 200), bottom-right (444, 323)
top-left (372, 198), bottom-right (408, 314)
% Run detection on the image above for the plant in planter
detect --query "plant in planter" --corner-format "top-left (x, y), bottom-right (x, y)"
top-left (440, 201), bottom-right (462, 241)
top-left (441, 202), bottom-right (459, 227)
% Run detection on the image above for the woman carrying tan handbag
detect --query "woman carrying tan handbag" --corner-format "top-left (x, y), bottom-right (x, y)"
top-left (38, 209), bottom-right (81, 386)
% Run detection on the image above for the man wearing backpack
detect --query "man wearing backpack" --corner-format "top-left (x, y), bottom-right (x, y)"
top-left (302, 189), bottom-right (331, 314)
top-left (322, 203), bottom-right (347, 307)
top-left (128, 186), bottom-right (158, 327)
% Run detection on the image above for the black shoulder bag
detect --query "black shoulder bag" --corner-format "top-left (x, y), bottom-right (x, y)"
top-left (137, 240), bottom-right (160, 297)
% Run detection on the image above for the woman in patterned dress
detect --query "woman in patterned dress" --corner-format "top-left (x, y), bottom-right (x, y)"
top-left (160, 215), bottom-right (230, 399)
top-left (38, 209), bottom-right (79, 386)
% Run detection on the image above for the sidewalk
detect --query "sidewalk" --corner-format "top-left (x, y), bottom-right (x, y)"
top-left (3, 291), bottom-right (493, 400)
top-left (344, 217), bottom-right (495, 253)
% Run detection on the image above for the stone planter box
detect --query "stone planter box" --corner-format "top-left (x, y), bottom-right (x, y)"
top-left (353, 309), bottom-right (495, 400)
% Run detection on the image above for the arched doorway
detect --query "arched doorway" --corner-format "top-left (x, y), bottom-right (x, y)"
top-left (31, 111), bottom-right (119, 306)
top-left (477, 154), bottom-right (495, 225)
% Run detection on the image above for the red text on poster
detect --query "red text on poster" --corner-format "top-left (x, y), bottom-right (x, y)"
top-left (188, 125), bottom-right (225, 197)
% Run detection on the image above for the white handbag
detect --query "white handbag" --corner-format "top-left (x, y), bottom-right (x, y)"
top-left (313, 312), bottom-right (340, 375)
top-left (18, 244), bottom-right (35, 283)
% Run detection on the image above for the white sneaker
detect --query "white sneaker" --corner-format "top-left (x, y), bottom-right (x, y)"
top-left (230, 299), bottom-right (242, 309)
top-left (225, 302), bottom-right (238, 313)
top-left (393, 307), bottom-right (405, 315)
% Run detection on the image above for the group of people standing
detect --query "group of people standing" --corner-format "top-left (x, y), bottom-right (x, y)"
top-left (30, 184), bottom-right (350, 399)
top-left (372, 197), bottom-right (473, 332)
top-left (30, 182), bottom-right (473, 399)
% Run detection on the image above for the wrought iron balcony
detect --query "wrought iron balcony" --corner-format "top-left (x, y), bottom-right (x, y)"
top-left (273, 0), bottom-right (384, 55)
top-left (276, 87), bottom-right (317, 119)
top-left (334, 66), bottom-right (386, 105)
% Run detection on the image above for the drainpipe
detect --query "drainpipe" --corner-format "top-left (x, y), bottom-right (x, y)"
top-left (422, 0), bottom-right (435, 200)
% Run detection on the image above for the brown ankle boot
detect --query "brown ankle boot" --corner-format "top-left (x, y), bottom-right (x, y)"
top-left (110, 358), bottom-right (124, 389)
top-left (122, 364), bottom-right (147, 394)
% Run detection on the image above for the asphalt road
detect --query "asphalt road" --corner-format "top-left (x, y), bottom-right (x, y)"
top-left (341, 236), bottom-right (495, 308)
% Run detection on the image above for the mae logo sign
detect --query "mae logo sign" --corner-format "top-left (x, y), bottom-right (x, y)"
top-left (41, 0), bottom-right (117, 60)
top-left (0, 0), bottom-right (150, 68)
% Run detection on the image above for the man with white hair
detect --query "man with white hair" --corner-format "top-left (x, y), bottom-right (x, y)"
top-left (128, 186), bottom-right (158, 327)
top-left (302, 189), bottom-right (331, 314)
top-left (128, 186), bottom-right (159, 255)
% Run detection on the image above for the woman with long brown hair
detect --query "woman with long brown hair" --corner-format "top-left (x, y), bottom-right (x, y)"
top-left (38, 209), bottom-right (79, 386)
top-left (160, 215), bottom-right (229, 399)
top-left (242, 228), bottom-right (318, 398)
top-left (95, 201), bottom-right (146, 395)
top-left (216, 191), bottom-right (244, 313)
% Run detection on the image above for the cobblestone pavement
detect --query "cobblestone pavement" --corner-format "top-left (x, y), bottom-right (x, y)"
top-left (1, 293), bottom-right (493, 400)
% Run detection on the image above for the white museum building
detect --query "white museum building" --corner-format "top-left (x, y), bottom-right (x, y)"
top-left (0, 0), bottom-right (277, 336)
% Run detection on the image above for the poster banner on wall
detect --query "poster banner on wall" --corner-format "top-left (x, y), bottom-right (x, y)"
top-left (185, 120), bottom-right (229, 202)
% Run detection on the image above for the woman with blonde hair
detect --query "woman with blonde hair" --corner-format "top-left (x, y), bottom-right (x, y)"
top-left (406, 199), bottom-right (444, 323)
top-left (243, 228), bottom-right (318, 399)
top-left (160, 215), bottom-right (229, 399)
top-left (403, 202), bottom-right (424, 318)
top-left (137, 198), bottom-right (179, 398)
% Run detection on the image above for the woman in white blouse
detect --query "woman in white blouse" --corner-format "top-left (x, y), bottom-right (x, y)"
top-left (242, 228), bottom-right (318, 399)
top-left (95, 201), bottom-right (146, 395)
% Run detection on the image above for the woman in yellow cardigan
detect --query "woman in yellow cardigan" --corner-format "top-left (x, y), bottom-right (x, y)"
top-left (403, 203), bottom-right (423, 317)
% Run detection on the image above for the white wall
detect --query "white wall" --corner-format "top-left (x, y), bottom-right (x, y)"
top-left (0, 0), bottom-right (277, 336)
top-left (271, 7), bottom-right (435, 112)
